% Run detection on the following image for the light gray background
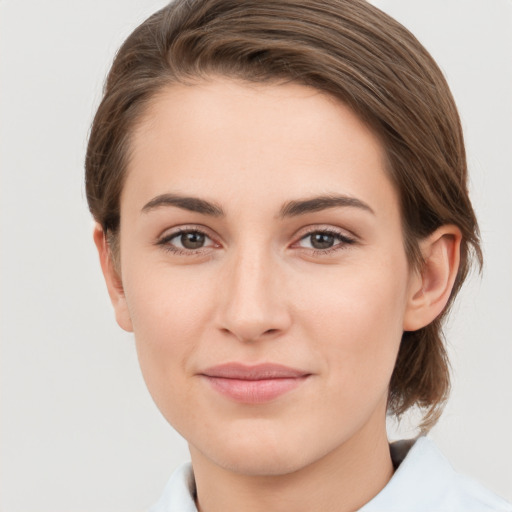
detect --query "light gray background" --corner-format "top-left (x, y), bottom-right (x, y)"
top-left (1, 1), bottom-right (511, 510)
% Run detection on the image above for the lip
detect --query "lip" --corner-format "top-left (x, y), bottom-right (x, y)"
top-left (199, 363), bottom-right (311, 404)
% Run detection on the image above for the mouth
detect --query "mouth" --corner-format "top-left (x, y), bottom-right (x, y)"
top-left (199, 363), bottom-right (311, 404)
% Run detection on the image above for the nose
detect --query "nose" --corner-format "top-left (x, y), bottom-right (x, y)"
top-left (216, 246), bottom-right (292, 343)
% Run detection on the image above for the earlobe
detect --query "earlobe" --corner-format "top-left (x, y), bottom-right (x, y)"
top-left (403, 225), bottom-right (462, 332)
top-left (93, 224), bottom-right (134, 332)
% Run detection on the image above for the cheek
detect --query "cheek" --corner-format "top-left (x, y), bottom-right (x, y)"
top-left (295, 256), bottom-right (408, 398)
top-left (125, 260), bottom-right (215, 333)
top-left (122, 265), bottom-right (215, 417)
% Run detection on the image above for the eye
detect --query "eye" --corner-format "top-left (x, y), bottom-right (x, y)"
top-left (157, 228), bottom-right (216, 253)
top-left (296, 229), bottom-right (355, 252)
top-left (175, 231), bottom-right (208, 250)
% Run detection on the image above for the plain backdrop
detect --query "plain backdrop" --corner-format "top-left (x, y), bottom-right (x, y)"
top-left (1, 0), bottom-right (511, 510)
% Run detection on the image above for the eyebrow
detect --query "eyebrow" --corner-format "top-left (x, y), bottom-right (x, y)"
top-left (141, 193), bottom-right (374, 218)
top-left (142, 193), bottom-right (225, 216)
top-left (279, 195), bottom-right (374, 218)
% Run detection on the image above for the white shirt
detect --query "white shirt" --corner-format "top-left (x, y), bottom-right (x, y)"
top-left (149, 437), bottom-right (511, 511)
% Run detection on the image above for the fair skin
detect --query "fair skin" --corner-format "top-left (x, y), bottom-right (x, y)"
top-left (95, 77), bottom-right (461, 512)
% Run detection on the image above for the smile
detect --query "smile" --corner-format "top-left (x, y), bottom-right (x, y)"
top-left (199, 363), bottom-right (311, 404)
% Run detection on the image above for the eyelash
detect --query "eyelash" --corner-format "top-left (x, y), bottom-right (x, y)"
top-left (156, 227), bottom-right (215, 256)
top-left (156, 227), bottom-right (356, 256)
top-left (295, 228), bottom-right (356, 255)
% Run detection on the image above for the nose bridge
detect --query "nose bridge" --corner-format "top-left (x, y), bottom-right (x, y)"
top-left (218, 240), bottom-right (289, 342)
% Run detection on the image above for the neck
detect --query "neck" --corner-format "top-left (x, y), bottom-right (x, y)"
top-left (190, 416), bottom-right (393, 512)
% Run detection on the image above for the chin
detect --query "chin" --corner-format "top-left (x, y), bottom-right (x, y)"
top-left (215, 448), bottom-right (311, 477)
top-left (191, 424), bottom-right (332, 477)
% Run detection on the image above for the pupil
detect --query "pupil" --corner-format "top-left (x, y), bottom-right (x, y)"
top-left (311, 233), bottom-right (334, 249)
top-left (181, 232), bottom-right (205, 249)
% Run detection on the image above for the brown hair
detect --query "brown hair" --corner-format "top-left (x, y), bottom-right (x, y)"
top-left (85, 0), bottom-right (482, 432)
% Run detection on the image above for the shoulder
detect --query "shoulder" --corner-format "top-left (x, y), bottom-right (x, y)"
top-left (450, 471), bottom-right (512, 511)
top-left (360, 437), bottom-right (512, 512)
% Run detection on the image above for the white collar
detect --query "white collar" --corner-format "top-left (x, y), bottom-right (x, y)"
top-left (360, 436), bottom-right (510, 511)
top-left (150, 437), bottom-right (511, 512)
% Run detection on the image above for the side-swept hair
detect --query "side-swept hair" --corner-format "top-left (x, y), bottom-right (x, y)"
top-left (85, 0), bottom-right (482, 432)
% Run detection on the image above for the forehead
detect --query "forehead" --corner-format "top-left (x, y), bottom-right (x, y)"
top-left (123, 77), bottom-right (398, 220)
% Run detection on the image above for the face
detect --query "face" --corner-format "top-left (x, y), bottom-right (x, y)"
top-left (112, 78), bottom-right (420, 476)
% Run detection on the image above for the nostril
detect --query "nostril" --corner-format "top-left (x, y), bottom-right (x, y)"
top-left (218, 326), bottom-right (282, 342)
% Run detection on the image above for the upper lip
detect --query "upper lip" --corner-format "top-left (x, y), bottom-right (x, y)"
top-left (200, 363), bottom-right (310, 380)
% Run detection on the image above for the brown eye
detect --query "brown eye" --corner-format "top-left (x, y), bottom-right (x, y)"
top-left (310, 232), bottom-right (335, 249)
top-left (158, 229), bottom-right (215, 253)
top-left (297, 230), bottom-right (355, 252)
top-left (180, 231), bottom-right (206, 249)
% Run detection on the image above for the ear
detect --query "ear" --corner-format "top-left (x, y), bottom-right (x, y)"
top-left (93, 224), bottom-right (133, 332)
top-left (403, 225), bottom-right (462, 332)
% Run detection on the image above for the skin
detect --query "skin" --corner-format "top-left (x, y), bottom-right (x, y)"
top-left (95, 77), bottom-right (461, 512)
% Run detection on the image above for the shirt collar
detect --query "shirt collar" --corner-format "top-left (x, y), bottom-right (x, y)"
top-left (359, 436), bottom-right (458, 511)
top-left (150, 436), bottom-right (510, 512)
top-left (150, 461), bottom-right (197, 512)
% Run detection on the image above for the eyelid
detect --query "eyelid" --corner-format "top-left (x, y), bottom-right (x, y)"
top-left (293, 224), bottom-right (357, 242)
top-left (291, 225), bottom-right (357, 253)
top-left (156, 223), bottom-right (216, 240)
top-left (156, 224), bottom-right (222, 253)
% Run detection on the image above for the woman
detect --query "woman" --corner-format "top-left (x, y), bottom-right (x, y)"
top-left (85, 0), bottom-right (511, 510)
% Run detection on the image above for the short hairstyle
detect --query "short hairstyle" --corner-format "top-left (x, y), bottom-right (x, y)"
top-left (85, 0), bottom-right (482, 432)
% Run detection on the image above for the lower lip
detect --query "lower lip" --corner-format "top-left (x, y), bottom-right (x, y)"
top-left (203, 376), bottom-right (309, 404)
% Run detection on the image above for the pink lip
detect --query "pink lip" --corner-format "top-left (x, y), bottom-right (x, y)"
top-left (200, 363), bottom-right (311, 404)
